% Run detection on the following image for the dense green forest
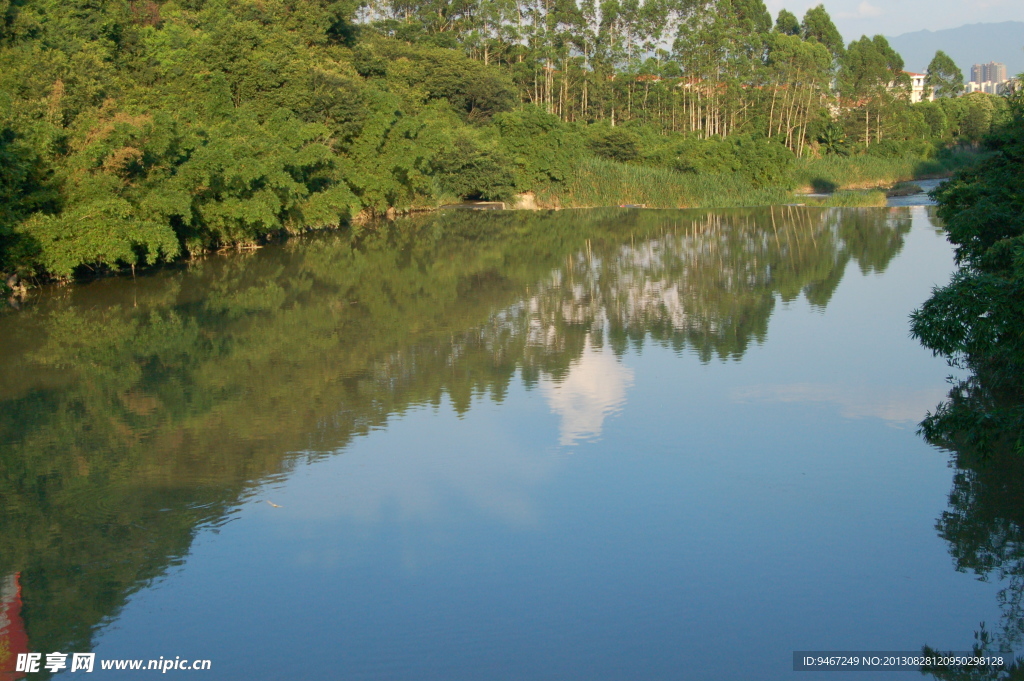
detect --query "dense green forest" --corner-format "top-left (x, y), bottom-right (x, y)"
top-left (0, 0), bottom-right (1011, 281)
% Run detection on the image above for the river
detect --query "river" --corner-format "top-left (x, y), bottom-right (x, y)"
top-left (0, 205), bottom-right (1016, 680)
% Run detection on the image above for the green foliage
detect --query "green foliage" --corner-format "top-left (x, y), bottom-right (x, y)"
top-left (841, 34), bottom-right (906, 101)
top-left (0, 0), bottom-right (532, 275)
top-left (732, 0), bottom-right (772, 34)
top-left (21, 191), bottom-right (180, 279)
top-left (911, 91), bottom-right (1024, 458)
top-left (801, 4), bottom-right (844, 60)
top-left (816, 121), bottom-right (851, 156)
top-left (549, 155), bottom-right (792, 208)
top-left (917, 101), bottom-right (949, 139)
top-left (929, 113), bottom-right (1024, 280)
top-left (774, 9), bottom-right (800, 36)
top-left (925, 50), bottom-right (964, 99)
top-left (864, 137), bottom-right (933, 159)
top-left (673, 134), bottom-right (794, 187)
top-left (356, 39), bottom-right (517, 121)
top-left (0, 126), bottom-right (57, 272)
top-left (909, 106), bottom-right (1024, 665)
top-left (587, 126), bottom-right (641, 162)
top-left (431, 132), bottom-right (516, 200)
top-left (959, 92), bottom-right (1010, 142)
top-left (929, 92), bottom-right (1010, 142)
top-left (0, 0), bottom-right (990, 280)
top-left (494, 107), bottom-right (582, 190)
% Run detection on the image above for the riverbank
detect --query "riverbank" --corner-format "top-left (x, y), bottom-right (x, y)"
top-left (792, 148), bottom-right (982, 194)
top-left (516, 149), bottom-right (978, 211)
top-left (0, 149), bottom-right (979, 298)
top-left (3, 0), bottom-right (1009, 288)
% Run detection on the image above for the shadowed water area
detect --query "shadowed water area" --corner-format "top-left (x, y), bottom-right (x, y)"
top-left (1, 207), bottom-right (1019, 679)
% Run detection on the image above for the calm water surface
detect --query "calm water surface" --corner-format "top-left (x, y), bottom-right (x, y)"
top-left (0, 206), bottom-right (1016, 680)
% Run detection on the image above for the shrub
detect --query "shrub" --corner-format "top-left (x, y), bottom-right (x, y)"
top-left (673, 134), bottom-right (794, 187)
top-left (587, 128), bottom-right (641, 163)
top-left (494, 108), bottom-right (584, 191)
top-left (431, 134), bottom-right (517, 201)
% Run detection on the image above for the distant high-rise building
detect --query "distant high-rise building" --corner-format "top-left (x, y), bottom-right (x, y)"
top-left (971, 62), bottom-right (1008, 84)
top-left (967, 62), bottom-right (1010, 97)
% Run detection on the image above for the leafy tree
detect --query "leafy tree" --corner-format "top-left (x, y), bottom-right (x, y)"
top-left (494, 107), bottom-right (582, 189)
top-left (909, 98), bottom-right (1024, 673)
top-left (959, 92), bottom-right (1009, 142)
top-left (840, 35), bottom-right (909, 148)
top-left (917, 101), bottom-right (949, 139)
top-left (733, 0), bottom-right (772, 34)
top-left (431, 133), bottom-right (517, 200)
top-left (764, 32), bottom-right (833, 155)
top-left (774, 9), bottom-right (800, 36)
top-left (587, 126), bottom-right (641, 162)
top-left (925, 50), bottom-right (964, 98)
top-left (816, 121), bottom-right (850, 155)
top-left (801, 4), bottom-right (844, 61)
top-left (911, 92), bottom-right (1024, 438)
top-left (0, 126), bottom-right (57, 273)
top-left (367, 41), bottom-right (518, 121)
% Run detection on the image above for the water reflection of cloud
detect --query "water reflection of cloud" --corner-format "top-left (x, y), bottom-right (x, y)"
top-left (305, 430), bottom-right (556, 528)
top-left (281, 425), bottom-right (558, 571)
top-left (731, 383), bottom-right (947, 425)
top-left (540, 339), bottom-right (634, 445)
top-left (282, 339), bottom-right (635, 534)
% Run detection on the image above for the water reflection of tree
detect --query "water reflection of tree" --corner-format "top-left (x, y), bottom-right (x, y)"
top-left (920, 368), bottom-right (1024, 680)
top-left (0, 206), bottom-right (912, 670)
top-left (516, 206), bottom-right (910, 363)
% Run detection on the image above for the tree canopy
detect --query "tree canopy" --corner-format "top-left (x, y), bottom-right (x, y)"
top-left (926, 50), bottom-right (964, 98)
top-left (801, 4), bottom-right (844, 60)
top-left (774, 9), bottom-right (800, 36)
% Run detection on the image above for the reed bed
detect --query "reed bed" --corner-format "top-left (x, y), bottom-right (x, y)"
top-left (793, 148), bottom-right (983, 193)
top-left (536, 148), bottom-right (983, 211)
top-left (808, 190), bottom-right (889, 207)
top-left (543, 157), bottom-right (792, 209)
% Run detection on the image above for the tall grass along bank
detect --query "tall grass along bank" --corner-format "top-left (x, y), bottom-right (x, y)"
top-left (540, 157), bottom-right (792, 209)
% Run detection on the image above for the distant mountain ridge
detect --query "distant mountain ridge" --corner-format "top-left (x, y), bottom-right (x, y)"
top-left (886, 22), bottom-right (1024, 80)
